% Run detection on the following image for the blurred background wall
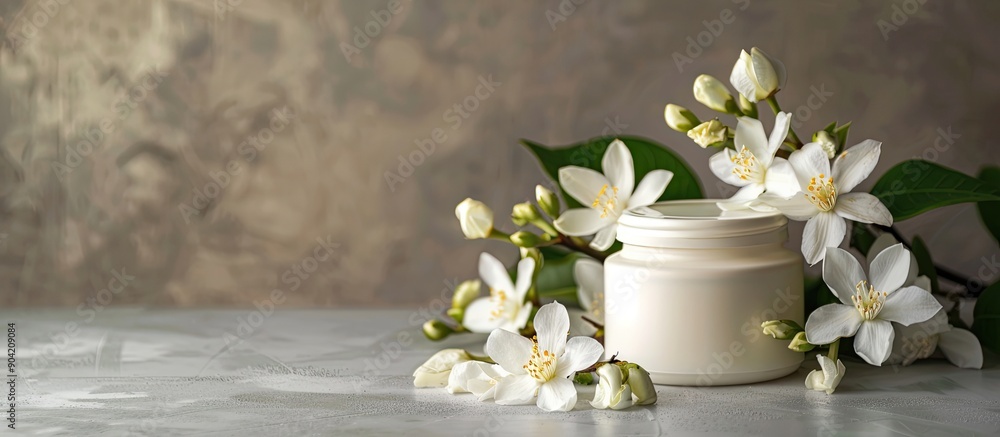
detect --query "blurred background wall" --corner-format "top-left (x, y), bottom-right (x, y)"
top-left (0, 0), bottom-right (997, 307)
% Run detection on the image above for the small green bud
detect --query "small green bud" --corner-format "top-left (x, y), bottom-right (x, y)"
top-left (446, 308), bottom-right (464, 324)
top-left (625, 364), bottom-right (657, 405)
top-left (422, 319), bottom-right (453, 341)
top-left (788, 331), bottom-right (816, 352)
top-left (664, 104), bottom-right (700, 132)
top-left (693, 74), bottom-right (735, 114)
top-left (535, 185), bottom-right (560, 218)
top-left (813, 131), bottom-right (837, 159)
top-left (511, 202), bottom-right (542, 227)
top-left (451, 279), bottom-right (481, 310)
top-left (738, 94), bottom-right (757, 118)
top-left (509, 231), bottom-right (542, 248)
top-left (761, 319), bottom-right (803, 340)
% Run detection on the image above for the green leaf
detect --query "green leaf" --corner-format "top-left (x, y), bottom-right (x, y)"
top-left (833, 121), bottom-right (851, 150)
top-left (977, 166), bottom-right (1000, 243)
top-left (870, 160), bottom-right (1000, 221)
top-left (849, 223), bottom-right (877, 255)
top-left (521, 136), bottom-right (703, 210)
top-left (910, 235), bottom-right (940, 294)
top-left (820, 121), bottom-right (836, 135)
top-left (534, 252), bottom-right (581, 306)
top-left (972, 282), bottom-right (1000, 353)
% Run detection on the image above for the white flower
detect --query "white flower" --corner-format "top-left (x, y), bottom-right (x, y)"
top-left (446, 361), bottom-right (510, 400)
top-left (804, 245), bottom-right (942, 366)
top-left (815, 131), bottom-right (837, 159)
top-left (590, 364), bottom-right (632, 410)
top-left (867, 234), bottom-right (984, 369)
top-left (804, 354), bottom-right (845, 394)
top-left (455, 198), bottom-right (494, 239)
top-left (710, 112), bottom-right (798, 208)
top-left (413, 349), bottom-right (472, 388)
top-left (554, 140), bottom-right (674, 251)
top-left (757, 140), bottom-right (893, 265)
top-left (687, 119), bottom-right (728, 148)
top-left (574, 258), bottom-right (604, 325)
top-left (485, 302), bottom-right (604, 412)
top-left (729, 47), bottom-right (786, 102)
top-left (693, 74), bottom-right (735, 113)
top-left (463, 253), bottom-right (535, 334)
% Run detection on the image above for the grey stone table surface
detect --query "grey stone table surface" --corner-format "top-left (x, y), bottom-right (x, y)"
top-left (5, 309), bottom-right (1000, 436)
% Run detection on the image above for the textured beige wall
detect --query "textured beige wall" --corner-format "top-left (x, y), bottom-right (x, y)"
top-left (0, 0), bottom-right (998, 307)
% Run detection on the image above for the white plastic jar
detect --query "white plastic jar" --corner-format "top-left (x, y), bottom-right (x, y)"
top-left (603, 200), bottom-right (803, 386)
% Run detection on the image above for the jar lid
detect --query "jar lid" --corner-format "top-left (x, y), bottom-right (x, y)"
top-left (616, 199), bottom-right (787, 248)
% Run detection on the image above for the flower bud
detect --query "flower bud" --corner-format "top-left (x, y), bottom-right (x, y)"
top-left (511, 202), bottom-right (542, 227)
top-left (738, 94), bottom-right (757, 118)
top-left (451, 279), bottom-right (481, 310)
top-left (687, 119), bottom-right (728, 148)
top-left (788, 331), bottom-right (816, 352)
top-left (814, 131), bottom-right (837, 159)
top-left (590, 363), bottom-right (633, 410)
top-left (509, 231), bottom-right (542, 248)
top-left (535, 185), bottom-right (560, 218)
top-left (455, 198), bottom-right (494, 239)
top-left (663, 104), bottom-right (700, 132)
top-left (693, 74), bottom-right (736, 114)
top-left (422, 319), bottom-right (454, 341)
top-left (446, 307), bottom-right (464, 324)
top-left (761, 319), bottom-right (803, 340)
top-left (624, 364), bottom-right (657, 406)
top-left (729, 47), bottom-right (786, 102)
top-left (519, 247), bottom-right (543, 270)
top-left (413, 348), bottom-right (472, 387)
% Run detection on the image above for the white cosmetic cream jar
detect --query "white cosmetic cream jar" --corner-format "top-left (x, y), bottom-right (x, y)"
top-left (603, 200), bottom-right (803, 386)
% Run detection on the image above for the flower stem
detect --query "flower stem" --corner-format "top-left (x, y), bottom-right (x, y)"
top-left (557, 234), bottom-right (608, 262)
top-left (827, 339), bottom-right (840, 361)
top-left (531, 219), bottom-right (559, 237)
top-left (764, 96), bottom-right (803, 149)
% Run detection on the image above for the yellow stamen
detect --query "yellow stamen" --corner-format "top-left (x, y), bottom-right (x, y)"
top-left (804, 174), bottom-right (837, 211)
top-left (591, 184), bottom-right (621, 219)
top-left (522, 335), bottom-right (557, 381)
top-left (729, 146), bottom-right (762, 182)
top-left (851, 280), bottom-right (887, 320)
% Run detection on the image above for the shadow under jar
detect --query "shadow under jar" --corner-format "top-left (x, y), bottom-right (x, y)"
top-left (603, 199), bottom-right (804, 386)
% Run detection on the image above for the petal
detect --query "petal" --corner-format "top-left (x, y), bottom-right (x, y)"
top-left (854, 320), bottom-right (894, 366)
top-left (514, 257), bottom-right (537, 301)
top-left (555, 336), bottom-right (604, 379)
top-left (834, 192), bottom-right (892, 226)
top-left (554, 208), bottom-right (607, 237)
top-left (447, 361), bottom-right (486, 394)
top-left (865, 233), bottom-right (900, 263)
top-left (789, 142), bottom-right (831, 189)
top-left (710, 149), bottom-right (746, 186)
top-left (762, 158), bottom-right (801, 198)
top-left (749, 47), bottom-right (780, 96)
top-left (761, 48), bottom-right (787, 89)
top-left (729, 50), bottom-right (758, 102)
top-left (462, 298), bottom-right (504, 334)
top-left (757, 193), bottom-right (818, 221)
top-left (512, 301), bottom-right (534, 331)
top-left (804, 303), bottom-right (863, 345)
top-left (823, 247), bottom-right (867, 305)
top-left (628, 170), bottom-right (673, 207)
top-left (494, 374), bottom-right (539, 405)
top-left (485, 328), bottom-right (533, 374)
top-left (764, 112), bottom-right (792, 165)
top-left (869, 243), bottom-right (910, 294)
top-left (479, 253), bottom-right (516, 299)
top-left (734, 116), bottom-right (769, 162)
top-left (938, 328), bottom-right (983, 369)
top-left (536, 378), bottom-right (577, 412)
top-left (558, 166), bottom-right (611, 208)
top-left (574, 258), bottom-right (604, 313)
top-left (878, 286), bottom-right (942, 326)
top-left (801, 212), bottom-right (846, 266)
top-left (832, 140), bottom-right (881, 193)
top-left (723, 183), bottom-right (765, 206)
top-left (534, 302), bottom-right (570, 358)
top-left (589, 224), bottom-right (618, 251)
top-left (603, 140), bottom-right (635, 200)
